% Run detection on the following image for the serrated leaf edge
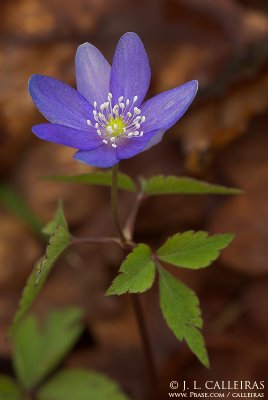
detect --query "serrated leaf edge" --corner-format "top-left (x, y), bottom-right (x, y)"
top-left (106, 244), bottom-right (156, 295)
top-left (157, 231), bottom-right (235, 269)
top-left (158, 267), bottom-right (210, 368)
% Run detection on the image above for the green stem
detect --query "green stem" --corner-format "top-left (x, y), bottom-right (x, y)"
top-left (123, 189), bottom-right (144, 241)
top-left (111, 164), bottom-right (159, 398)
top-left (111, 164), bottom-right (127, 244)
top-left (72, 236), bottom-right (122, 247)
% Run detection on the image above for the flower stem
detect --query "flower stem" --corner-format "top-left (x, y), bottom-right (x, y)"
top-left (111, 164), bottom-right (159, 398)
top-left (111, 164), bottom-right (127, 244)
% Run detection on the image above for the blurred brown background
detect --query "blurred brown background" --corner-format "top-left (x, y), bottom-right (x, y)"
top-left (0, 0), bottom-right (268, 399)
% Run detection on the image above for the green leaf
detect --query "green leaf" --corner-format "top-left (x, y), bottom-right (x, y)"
top-left (157, 231), bottom-right (234, 269)
top-left (44, 171), bottom-right (136, 192)
top-left (159, 267), bottom-right (209, 367)
top-left (37, 369), bottom-right (129, 400)
top-left (12, 309), bottom-right (84, 390)
top-left (42, 201), bottom-right (68, 236)
top-left (0, 375), bottom-right (23, 400)
top-left (9, 205), bottom-right (71, 335)
top-left (142, 175), bottom-right (242, 196)
top-left (106, 244), bottom-right (155, 295)
top-left (0, 184), bottom-right (43, 236)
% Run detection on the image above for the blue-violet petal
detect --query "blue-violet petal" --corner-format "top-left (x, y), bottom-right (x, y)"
top-left (73, 145), bottom-right (119, 168)
top-left (32, 124), bottom-right (103, 150)
top-left (110, 32), bottom-right (151, 108)
top-left (141, 80), bottom-right (198, 132)
top-left (75, 43), bottom-right (111, 106)
top-left (116, 129), bottom-right (163, 160)
top-left (29, 75), bottom-right (93, 130)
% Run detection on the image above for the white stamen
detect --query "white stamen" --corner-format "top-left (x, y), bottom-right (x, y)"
top-left (89, 94), bottom-right (145, 147)
top-left (134, 107), bottom-right (141, 114)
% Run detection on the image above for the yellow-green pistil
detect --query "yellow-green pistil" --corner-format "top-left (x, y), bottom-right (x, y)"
top-left (106, 116), bottom-right (126, 137)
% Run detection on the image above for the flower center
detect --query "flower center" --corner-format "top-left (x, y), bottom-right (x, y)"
top-left (106, 116), bottom-right (126, 137)
top-left (86, 93), bottom-right (145, 149)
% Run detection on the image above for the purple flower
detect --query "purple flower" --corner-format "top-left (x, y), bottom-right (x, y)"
top-left (29, 32), bottom-right (198, 168)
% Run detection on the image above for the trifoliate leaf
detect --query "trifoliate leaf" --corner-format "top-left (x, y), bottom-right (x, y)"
top-left (142, 175), bottom-right (242, 196)
top-left (159, 267), bottom-right (209, 367)
top-left (37, 369), bottom-right (129, 400)
top-left (9, 205), bottom-right (71, 335)
top-left (157, 231), bottom-right (234, 269)
top-left (12, 308), bottom-right (83, 390)
top-left (106, 244), bottom-right (155, 295)
top-left (0, 375), bottom-right (23, 400)
top-left (44, 171), bottom-right (136, 192)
